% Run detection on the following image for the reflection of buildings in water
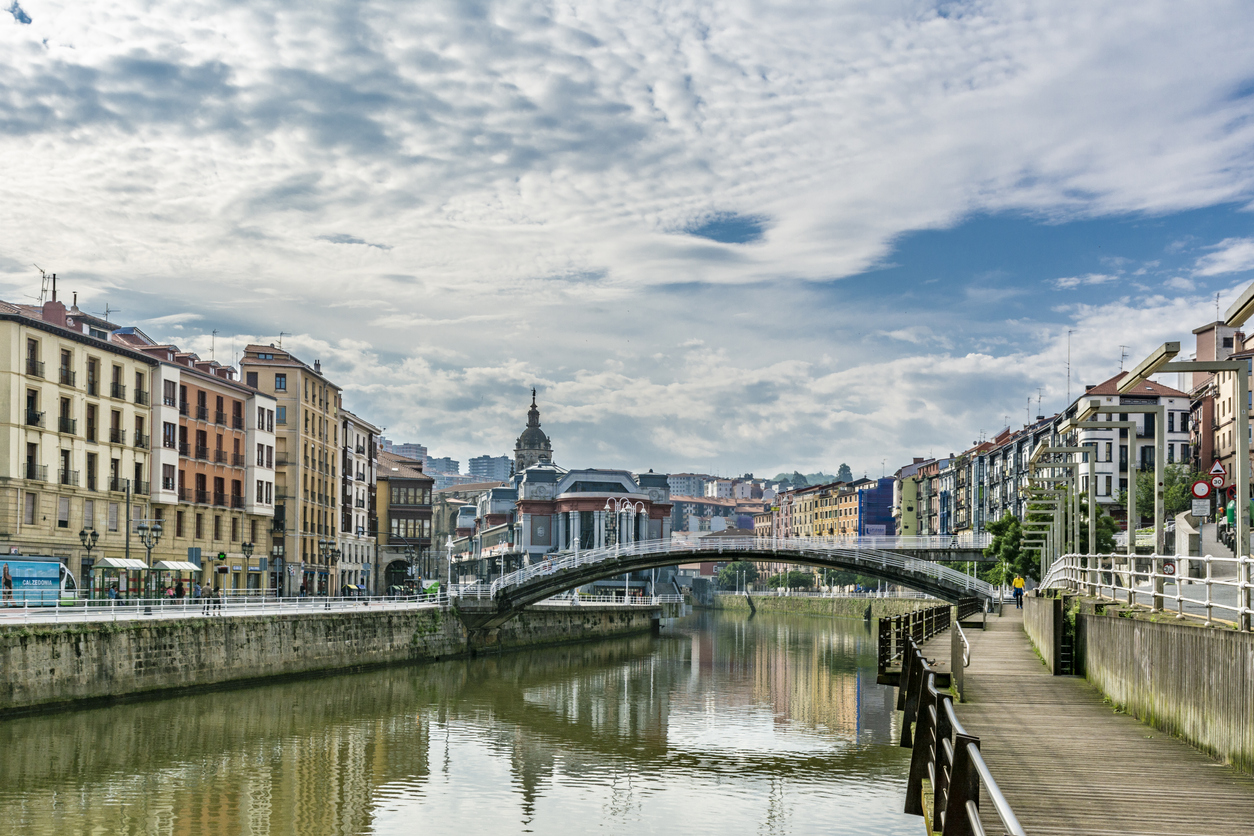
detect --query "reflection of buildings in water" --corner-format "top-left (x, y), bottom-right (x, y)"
top-left (0, 675), bottom-right (432, 836)
top-left (520, 655), bottom-right (670, 744)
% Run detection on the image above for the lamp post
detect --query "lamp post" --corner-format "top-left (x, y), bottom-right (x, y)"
top-left (79, 526), bottom-right (99, 597)
top-left (241, 541), bottom-right (254, 594)
top-left (605, 497), bottom-right (645, 599)
top-left (136, 520), bottom-right (162, 597)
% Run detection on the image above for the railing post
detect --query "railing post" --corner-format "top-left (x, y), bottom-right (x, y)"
top-left (941, 734), bottom-right (981, 836)
top-left (904, 670), bottom-right (936, 816)
top-left (932, 692), bottom-right (955, 831)
top-left (900, 645), bottom-right (924, 748)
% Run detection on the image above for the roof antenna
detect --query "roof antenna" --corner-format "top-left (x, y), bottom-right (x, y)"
top-left (1217, 292), bottom-right (1221, 322)
top-left (1066, 329), bottom-right (1075, 404)
top-left (279, 331), bottom-right (288, 348)
top-left (211, 329), bottom-right (218, 361)
top-left (32, 265), bottom-right (49, 303)
top-left (1118, 345), bottom-right (1128, 373)
top-left (1036, 388), bottom-right (1044, 420)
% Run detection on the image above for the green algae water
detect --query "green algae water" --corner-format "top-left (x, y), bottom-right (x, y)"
top-left (0, 611), bottom-right (917, 835)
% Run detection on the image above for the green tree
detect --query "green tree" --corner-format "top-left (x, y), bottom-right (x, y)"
top-left (717, 560), bottom-right (760, 590)
top-left (1119, 465), bottom-right (1206, 521)
top-left (836, 463), bottom-right (853, 483)
top-left (767, 569), bottom-right (816, 589)
top-left (982, 510), bottom-right (1043, 583)
top-left (1077, 496), bottom-right (1119, 554)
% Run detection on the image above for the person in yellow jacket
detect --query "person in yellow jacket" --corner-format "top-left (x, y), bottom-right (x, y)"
top-left (1012, 574), bottom-right (1025, 609)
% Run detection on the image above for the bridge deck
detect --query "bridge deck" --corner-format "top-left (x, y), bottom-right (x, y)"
top-left (922, 609), bottom-right (1254, 835)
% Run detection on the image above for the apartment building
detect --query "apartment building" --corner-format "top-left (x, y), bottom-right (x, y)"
top-left (240, 345), bottom-right (341, 595)
top-left (117, 332), bottom-right (277, 592)
top-left (376, 450), bottom-right (434, 591)
top-left (0, 299), bottom-right (158, 592)
top-left (339, 408), bottom-right (378, 592)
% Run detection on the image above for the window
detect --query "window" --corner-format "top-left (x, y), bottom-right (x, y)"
top-left (164, 379), bottom-right (176, 406)
top-left (84, 499), bottom-right (94, 529)
top-left (163, 463), bottom-right (176, 491)
top-left (267, 409), bottom-right (274, 432)
top-left (108, 502), bottom-right (119, 532)
top-left (265, 482), bottom-right (272, 503)
top-left (1167, 412), bottom-right (1175, 433)
top-left (195, 513), bottom-right (203, 539)
top-left (57, 497), bottom-right (69, 528)
top-left (274, 373), bottom-right (286, 391)
top-left (246, 371), bottom-right (258, 388)
top-left (276, 406), bottom-right (286, 424)
top-left (23, 492), bottom-right (36, 526)
top-left (250, 520), bottom-right (257, 541)
top-left (176, 510), bottom-right (185, 538)
top-left (257, 479), bottom-right (265, 500)
top-left (231, 517), bottom-right (239, 542)
top-left (163, 422), bottom-right (176, 449)
top-left (213, 515), bottom-right (221, 541)
top-left (266, 445), bottom-right (273, 468)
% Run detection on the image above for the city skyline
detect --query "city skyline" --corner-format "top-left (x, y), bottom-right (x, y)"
top-left (4, 2), bottom-right (1254, 476)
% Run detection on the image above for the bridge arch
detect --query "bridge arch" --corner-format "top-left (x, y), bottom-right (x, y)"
top-left (459, 537), bottom-right (991, 629)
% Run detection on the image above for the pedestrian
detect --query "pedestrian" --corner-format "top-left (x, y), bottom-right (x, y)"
top-left (1012, 574), bottom-right (1025, 609)
top-left (175, 580), bottom-right (184, 599)
top-left (193, 581), bottom-right (201, 599)
top-left (202, 585), bottom-right (211, 616)
top-left (108, 585), bottom-right (118, 603)
top-left (213, 586), bottom-right (223, 615)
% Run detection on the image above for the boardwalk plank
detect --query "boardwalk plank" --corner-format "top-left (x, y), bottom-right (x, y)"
top-left (916, 608), bottom-right (1254, 836)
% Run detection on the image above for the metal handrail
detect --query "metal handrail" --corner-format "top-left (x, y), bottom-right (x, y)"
top-left (0, 592), bottom-right (449, 624)
top-left (955, 622), bottom-right (970, 668)
top-left (901, 639), bottom-right (1026, 836)
top-left (1042, 551), bottom-right (1254, 629)
top-left (490, 537), bottom-right (996, 600)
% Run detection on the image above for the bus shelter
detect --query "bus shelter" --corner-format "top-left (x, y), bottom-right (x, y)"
top-left (93, 557), bottom-right (149, 600)
top-left (152, 561), bottom-right (201, 598)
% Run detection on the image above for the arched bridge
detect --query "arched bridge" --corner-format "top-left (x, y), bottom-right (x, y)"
top-left (456, 536), bottom-right (994, 630)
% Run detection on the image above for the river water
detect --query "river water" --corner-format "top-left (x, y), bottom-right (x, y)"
top-left (0, 611), bottom-right (917, 835)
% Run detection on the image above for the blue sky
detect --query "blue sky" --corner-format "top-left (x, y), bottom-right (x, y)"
top-left (2, 0), bottom-right (1254, 478)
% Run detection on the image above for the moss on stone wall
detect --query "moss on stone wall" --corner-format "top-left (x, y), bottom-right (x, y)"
top-left (709, 594), bottom-right (932, 620)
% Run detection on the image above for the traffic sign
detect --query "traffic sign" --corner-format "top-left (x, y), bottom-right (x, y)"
top-left (1192, 499), bottom-right (1211, 517)
top-left (1210, 461), bottom-right (1227, 477)
top-left (1163, 561), bottom-right (1177, 576)
top-left (1191, 480), bottom-right (1212, 499)
top-left (1212, 475), bottom-right (1226, 489)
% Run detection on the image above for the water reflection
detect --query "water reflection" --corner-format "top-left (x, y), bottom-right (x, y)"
top-left (0, 611), bottom-right (916, 835)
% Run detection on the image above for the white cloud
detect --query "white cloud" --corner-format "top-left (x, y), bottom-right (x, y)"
top-left (1055, 273), bottom-right (1120, 289)
top-left (1194, 238), bottom-right (1254, 277)
top-left (2, 1), bottom-right (1254, 474)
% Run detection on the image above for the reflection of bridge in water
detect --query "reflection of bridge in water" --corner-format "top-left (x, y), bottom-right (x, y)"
top-left (459, 536), bottom-right (994, 629)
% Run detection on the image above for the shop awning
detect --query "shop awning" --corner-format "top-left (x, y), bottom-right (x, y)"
top-left (95, 557), bottom-right (149, 570)
top-left (154, 561), bottom-right (201, 571)
top-left (344, 584), bottom-right (359, 590)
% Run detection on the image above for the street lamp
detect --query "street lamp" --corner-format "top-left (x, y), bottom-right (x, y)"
top-left (136, 521), bottom-right (162, 597)
top-left (79, 526), bottom-right (99, 597)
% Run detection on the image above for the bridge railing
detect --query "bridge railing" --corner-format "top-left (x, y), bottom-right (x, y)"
top-left (877, 603), bottom-right (952, 674)
top-left (490, 536), bottom-right (995, 599)
top-left (900, 638), bottom-right (1026, 836)
top-left (1042, 552), bottom-right (1253, 630)
top-left (0, 592), bottom-right (449, 624)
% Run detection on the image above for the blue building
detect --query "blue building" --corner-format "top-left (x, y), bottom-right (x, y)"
top-left (857, 477), bottom-right (897, 536)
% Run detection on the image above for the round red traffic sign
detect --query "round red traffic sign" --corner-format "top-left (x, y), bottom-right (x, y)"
top-left (1211, 475), bottom-right (1226, 489)
top-left (1192, 480), bottom-right (1212, 499)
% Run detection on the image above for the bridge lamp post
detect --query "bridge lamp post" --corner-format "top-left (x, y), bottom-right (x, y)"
top-left (1030, 444), bottom-right (1098, 555)
top-left (1060, 413), bottom-right (1141, 557)
top-left (1023, 495), bottom-right (1063, 575)
top-left (606, 498), bottom-right (645, 600)
top-left (79, 526), bottom-right (99, 596)
top-left (1027, 482), bottom-right (1070, 558)
top-left (1077, 400), bottom-right (1166, 554)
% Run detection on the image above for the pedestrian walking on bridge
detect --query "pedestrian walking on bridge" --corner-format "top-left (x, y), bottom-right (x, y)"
top-left (1012, 574), bottom-right (1025, 609)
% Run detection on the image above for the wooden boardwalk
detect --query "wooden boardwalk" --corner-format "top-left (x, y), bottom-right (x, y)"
top-left (922, 608), bottom-right (1254, 836)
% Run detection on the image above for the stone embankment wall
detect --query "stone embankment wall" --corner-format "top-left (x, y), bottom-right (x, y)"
top-left (0, 605), bottom-right (658, 715)
top-left (1077, 611), bottom-right (1254, 775)
top-left (1023, 595), bottom-right (1065, 674)
top-left (710, 594), bottom-right (930, 619)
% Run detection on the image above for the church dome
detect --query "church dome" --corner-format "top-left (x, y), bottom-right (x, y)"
top-left (515, 389), bottom-right (554, 470)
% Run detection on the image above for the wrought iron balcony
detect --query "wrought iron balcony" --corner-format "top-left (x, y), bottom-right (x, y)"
top-left (134, 389), bottom-right (149, 406)
top-left (59, 367), bottom-right (75, 386)
top-left (109, 428), bottom-right (126, 444)
top-left (25, 463), bottom-right (47, 481)
top-left (25, 409), bottom-right (44, 428)
top-left (25, 358), bottom-right (44, 378)
top-left (110, 382), bottom-right (126, 399)
top-left (134, 433), bottom-right (149, 450)
top-left (58, 416), bottom-right (76, 434)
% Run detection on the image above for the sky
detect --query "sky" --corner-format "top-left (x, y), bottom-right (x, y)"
top-left (4, 0), bottom-right (1254, 479)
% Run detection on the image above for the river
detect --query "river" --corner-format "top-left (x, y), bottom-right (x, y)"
top-left (0, 610), bottom-right (918, 835)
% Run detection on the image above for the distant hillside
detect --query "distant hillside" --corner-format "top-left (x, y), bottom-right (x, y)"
top-left (770, 471), bottom-right (838, 487)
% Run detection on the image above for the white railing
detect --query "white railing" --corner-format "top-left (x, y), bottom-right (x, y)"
top-left (0, 592), bottom-right (448, 625)
top-left (490, 537), bottom-right (995, 599)
top-left (711, 589), bottom-right (938, 599)
top-left (534, 593), bottom-right (684, 607)
top-left (1042, 552), bottom-right (1253, 627)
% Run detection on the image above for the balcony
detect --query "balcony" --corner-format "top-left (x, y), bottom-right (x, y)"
top-left (213, 492), bottom-right (228, 507)
top-left (110, 382), bottom-right (126, 400)
top-left (85, 424), bottom-right (97, 442)
top-left (25, 358), bottom-right (44, 378)
top-left (356, 498), bottom-right (366, 509)
top-left (133, 480), bottom-right (150, 495)
top-left (134, 433), bottom-right (149, 450)
top-left (163, 436), bottom-right (177, 450)
top-left (276, 453), bottom-right (293, 466)
top-left (179, 441), bottom-right (190, 456)
top-left (356, 444), bottom-right (365, 454)
top-left (195, 445), bottom-right (209, 460)
top-left (57, 416), bottom-right (76, 434)
top-left (232, 453), bottom-right (246, 467)
top-left (25, 409), bottom-right (44, 428)
top-left (108, 477), bottom-right (126, 493)
top-left (230, 495), bottom-right (245, 509)
top-left (161, 476), bottom-right (176, 491)
top-left (214, 449), bottom-right (228, 464)
top-left (179, 401), bottom-right (189, 416)
top-left (233, 415), bottom-right (244, 430)
top-left (179, 487), bottom-right (193, 502)
top-left (59, 367), bottom-right (76, 387)
top-left (163, 394), bottom-right (177, 407)
top-left (215, 410), bottom-right (227, 425)
top-left (25, 463), bottom-right (47, 482)
top-left (195, 489), bottom-right (211, 504)
top-left (86, 379), bottom-right (99, 396)
top-left (134, 389), bottom-right (149, 406)
top-left (196, 405), bottom-right (208, 421)
top-left (109, 428), bottom-right (126, 444)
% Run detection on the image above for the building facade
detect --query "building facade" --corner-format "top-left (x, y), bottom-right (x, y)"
top-left (339, 409), bottom-right (378, 592)
top-left (376, 450), bottom-right (434, 590)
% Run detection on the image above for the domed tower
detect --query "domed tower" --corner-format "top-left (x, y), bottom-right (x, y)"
top-left (514, 388), bottom-right (554, 473)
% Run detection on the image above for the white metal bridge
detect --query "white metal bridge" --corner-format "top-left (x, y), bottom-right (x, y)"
top-left (458, 535), bottom-right (994, 630)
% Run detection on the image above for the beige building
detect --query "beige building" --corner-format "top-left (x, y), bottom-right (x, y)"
top-left (339, 408), bottom-right (378, 591)
top-left (240, 345), bottom-right (342, 595)
top-left (0, 299), bottom-right (158, 593)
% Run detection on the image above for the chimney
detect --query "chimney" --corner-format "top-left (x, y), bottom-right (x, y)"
top-left (314, 360), bottom-right (321, 373)
top-left (41, 299), bottom-right (67, 328)
top-left (1237, 331), bottom-right (1247, 352)
top-left (1085, 384), bottom-right (1095, 391)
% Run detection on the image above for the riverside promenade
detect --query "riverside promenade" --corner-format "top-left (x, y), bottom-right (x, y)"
top-left (922, 609), bottom-right (1254, 836)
